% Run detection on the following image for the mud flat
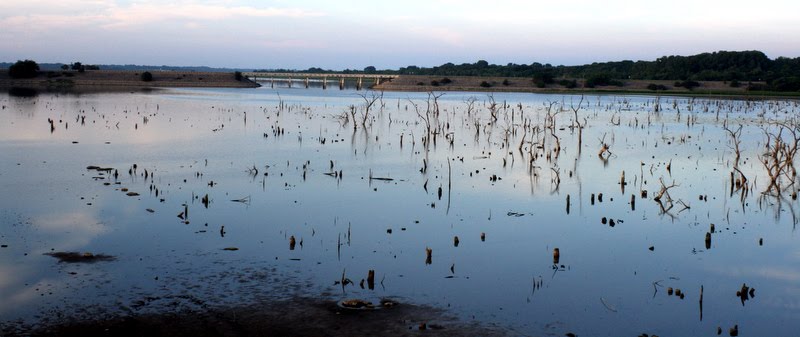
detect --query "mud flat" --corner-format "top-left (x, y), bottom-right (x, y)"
top-left (3, 297), bottom-right (507, 337)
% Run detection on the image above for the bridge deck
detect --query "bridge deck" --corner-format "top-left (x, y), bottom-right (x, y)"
top-left (243, 72), bottom-right (398, 79)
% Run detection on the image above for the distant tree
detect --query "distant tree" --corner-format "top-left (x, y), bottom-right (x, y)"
top-left (502, 79), bottom-right (510, 86)
top-left (646, 83), bottom-right (668, 91)
top-left (363, 66), bottom-right (376, 74)
top-left (234, 71), bottom-right (243, 81)
top-left (475, 60), bottom-right (489, 68)
top-left (430, 80), bottom-right (440, 86)
top-left (532, 71), bottom-right (555, 86)
top-left (729, 79), bottom-right (740, 88)
top-left (440, 77), bottom-right (452, 84)
top-left (8, 60), bottom-right (40, 79)
top-left (71, 62), bottom-right (82, 71)
top-left (61, 64), bottom-right (69, 70)
top-left (771, 77), bottom-right (800, 91)
top-left (479, 81), bottom-right (492, 88)
top-left (141, 71), bottom-right (153, 82)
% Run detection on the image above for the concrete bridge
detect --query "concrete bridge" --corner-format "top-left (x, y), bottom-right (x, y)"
top-left (242, 72), bottom-right (399, 90)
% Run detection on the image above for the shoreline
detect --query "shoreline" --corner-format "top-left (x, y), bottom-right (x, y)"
top-left (0, 69), bottom-right (259, 92)
top-left (373, 75), bottom-right (800, 99)
top-left (2, 296), bottom-right (510, 337)
top-left (2, 70), bottom-right (798, 99)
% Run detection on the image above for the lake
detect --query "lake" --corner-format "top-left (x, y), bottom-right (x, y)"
top-left (1, 85), bottom-right (798, 336)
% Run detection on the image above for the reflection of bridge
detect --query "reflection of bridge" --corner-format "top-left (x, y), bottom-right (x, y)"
top-left (242, 72), bottom-right (399, 90)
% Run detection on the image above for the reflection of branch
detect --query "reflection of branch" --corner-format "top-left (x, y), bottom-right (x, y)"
top-left (230, 195), bottom-right (251, 205)
top-left (550, 167), bottom-right (561, 193)
top-left (654, 178), bottom-right (680, 219)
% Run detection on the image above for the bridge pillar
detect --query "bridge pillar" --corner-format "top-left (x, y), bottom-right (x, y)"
top-left (357, 77), bottom-right (363, 90)
top-left (271, 78), bottom-right (274, 88)
top-left (339, 78), bottom-right (345, 90)
top-left (323, 77), bottom-right (327, 90)
top-left (305, 77), bottom-right (309, 88)
top-left (288, 76), bottom-right (292, 88)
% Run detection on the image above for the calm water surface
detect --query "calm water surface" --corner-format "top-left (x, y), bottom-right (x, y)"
top-left (1, 86), bottom-right (799, 336)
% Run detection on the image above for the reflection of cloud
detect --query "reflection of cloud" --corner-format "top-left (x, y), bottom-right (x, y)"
top-left (0, 271), bottom-right (60, 315)
top-left (33, 211), bottom-right (108, 250)
top-left (709, 265), bottom-right (800, 283)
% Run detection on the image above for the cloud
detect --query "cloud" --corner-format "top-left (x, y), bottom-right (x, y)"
top-left (407, 26), bottom-right (465, 47)
top-left (0, 1), bottom-right (325, 32)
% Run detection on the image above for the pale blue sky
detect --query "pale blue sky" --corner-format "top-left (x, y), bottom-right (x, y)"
top-left (2, 0), bottom-right (798, 69)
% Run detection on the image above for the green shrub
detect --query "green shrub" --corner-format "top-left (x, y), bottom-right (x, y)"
top-left (8, 60), bottom-right (40, 79)
top-left (558, 79), bottom-right (577, 88)
top-left (430, 80), bottom-right (440, 86)
top-left (234, 71), bottom-right (243, 81)
top-left (141, 71), bottom-right (153, 82)
top-left (729, 80), bottom-right (740, 88)
top-left (674, 80), bottom-right (700, 90)
top-left (584, 74), bottom-right (622, 88)
top-left (646, 83), bottom-right (668, 91)
top-left (532, 71), bottom-right (555, 85)
top-left (479, 81), bottom-right (492, 88)
top-left (440, 77), bottom-right (452, 84)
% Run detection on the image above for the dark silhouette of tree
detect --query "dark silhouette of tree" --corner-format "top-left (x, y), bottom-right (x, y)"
top-left (8, 60), bottom-right (40, 79)
top-left (71, 62), bottom-right (82, 71)
top-left (141, 71), bottom-right (153, 82)
top-left (363, 66), bottom-right (376, 74)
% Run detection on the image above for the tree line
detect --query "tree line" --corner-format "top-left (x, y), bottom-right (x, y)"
top-left (256, 50), bottom-right (800, 92)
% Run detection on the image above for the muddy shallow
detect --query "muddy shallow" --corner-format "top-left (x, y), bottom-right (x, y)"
top-left (1, 86), bottom-right (799, 336)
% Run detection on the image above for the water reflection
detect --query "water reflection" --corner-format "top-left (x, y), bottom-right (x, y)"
top-left (1, 88), bottom-right (799, 335)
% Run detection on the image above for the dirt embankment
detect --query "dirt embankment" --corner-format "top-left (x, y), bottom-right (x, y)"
top-left (0, 70), bottom-right (260, 91)
top-left (374, 75), bottom-right (785, 97)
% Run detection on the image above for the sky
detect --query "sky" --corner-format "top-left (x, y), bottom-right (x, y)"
top-left (2, 0), bottom-right (799, 70)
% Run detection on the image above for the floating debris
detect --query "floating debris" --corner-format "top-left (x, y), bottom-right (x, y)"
top-left (339, 299), bottom-right (374, 309)
top-left (736, 283), bottom-right (755, 305)
top-left (425, 247), bottom-right (432, 265)
top-left (553, 248), bottom-right (560, 264)
top-left (729, 324), bottom-right (738, 336)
